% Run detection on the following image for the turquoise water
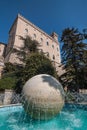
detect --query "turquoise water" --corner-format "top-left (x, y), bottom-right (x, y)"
top-left (0, 104), bottom-right (87, 130)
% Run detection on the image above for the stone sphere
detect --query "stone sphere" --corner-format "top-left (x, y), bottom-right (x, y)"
top-left (22, 74), bottom-right (65, 120)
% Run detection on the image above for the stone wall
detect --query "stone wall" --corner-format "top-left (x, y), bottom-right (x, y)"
top-left (0, 90), bottom-right (21, 105)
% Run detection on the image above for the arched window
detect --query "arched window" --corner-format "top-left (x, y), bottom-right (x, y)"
top-left (53, 55), bottom-right (55, 60)
top-left (57, 47), bottom-right (59, 51)
top-left (46, 41), bottom-right (49, 46)
top-left (25, 29), bottom-right (28, 34)
top-left (52, 45), bottom-right (54, 49)
top-left (40, 38), bottom-right (43, 42)
top-left (34, 34), bottom-right (36, 38)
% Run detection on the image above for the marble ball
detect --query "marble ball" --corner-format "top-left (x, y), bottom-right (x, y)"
top-left (22, 74), bottom-right (65, 120)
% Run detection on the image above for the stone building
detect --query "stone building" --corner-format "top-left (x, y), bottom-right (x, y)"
top-left (5, 14), bottom-right (61, 74)
top-left (0, 42), bottom-right (6, 77)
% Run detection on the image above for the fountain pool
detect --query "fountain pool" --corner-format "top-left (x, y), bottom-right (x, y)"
top-left (0, 104), bottom-right (87, 130)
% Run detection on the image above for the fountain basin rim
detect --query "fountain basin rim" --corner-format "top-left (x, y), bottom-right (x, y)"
top-left (0, 103), bottom-right (22, 108)
top-left (0, 102), bottom-right (87, 109)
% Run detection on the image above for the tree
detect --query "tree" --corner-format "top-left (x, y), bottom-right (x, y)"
top-left (1, 36), bottom-right (40, 92)
top-left (1, 62), bottom-right (23, 92)
top-left (2, 36), bottom-right (58, 93)
top-left (60, 28), bottom-right (87, 92)
top-left (13, 36), bottom-right (40, 62)
top-left (22, 52), bottom-right (57, 84)
top-left (23, 36), bottom-right (39, 53)
top-left (0, 77), bottom-right (17, 90)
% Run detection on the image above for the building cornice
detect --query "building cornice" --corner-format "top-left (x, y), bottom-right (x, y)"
top-left (9, 14), bottom-right (59, 44)
top-left (0, 42), bottom-right (6, 46)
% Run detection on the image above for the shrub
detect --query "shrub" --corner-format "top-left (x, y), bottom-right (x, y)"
top-left (0, 77), bottom-right (17, 90)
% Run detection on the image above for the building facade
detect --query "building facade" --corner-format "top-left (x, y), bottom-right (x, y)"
top-left (5, 14), bottom-right (61, 74)
top-left (0, 43), bottom-right (6, 77)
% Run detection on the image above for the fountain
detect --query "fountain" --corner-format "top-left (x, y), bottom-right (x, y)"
top-left (0, 103), bottom-right (87, 130)
top-left (0, 74), bottom-right (87, 129)
top-left (22, 74), bottom-right (65, 120)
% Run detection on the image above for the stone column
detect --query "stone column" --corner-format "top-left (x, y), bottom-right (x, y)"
top-left (4, 89), bottom-right (14, 105)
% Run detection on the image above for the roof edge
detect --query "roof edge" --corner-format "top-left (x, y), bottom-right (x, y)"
top-left (9, 14), bottom-right (19, 34)
top-left (0, 42), bottom-right (7, 46)
top-left (9, 14), bottom-right (59, 43)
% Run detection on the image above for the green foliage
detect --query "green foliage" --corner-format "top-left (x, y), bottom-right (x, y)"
top-left (24, 36), bottom-right (39, 53)
top-left (12, 36), bottom-right (40, 62)
top-left (1, 62), bottom-right (24, 92)
top-left (60, 28), bottom-right (87, 92)
top-left (22, 53), bottom-right (57, 83)
top-left (12, 36), bottom-right (58, 85)
top-left (0, 77), bottom-right (17, 90)
top-left (2, 36), bottom-right (58, 92)
top-left (3, 62), bottom-right (22, 74)
top-left (3, 62), bottom-right (16, 74)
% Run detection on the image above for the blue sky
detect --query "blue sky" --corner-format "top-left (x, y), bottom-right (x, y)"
top-left (1, 0), bottom-right (87, 44)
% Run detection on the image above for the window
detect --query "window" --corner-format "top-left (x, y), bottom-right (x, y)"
top-left (57, 47), bottom-right (59, 51)
top-left (24, 29), bottom-right (28, 37)
top-left (53, 55), bottom-right (55, 60)
top-left (25, 29), bottom-right (28, 34)
top-left (40, 38), bottom-right (43, 42)
top-left (34, 34), bottom-right (36, 39)
top-left (52, 45), bottom-right (54, 49)
top-left (47, 41), bottom-right (49, 46)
